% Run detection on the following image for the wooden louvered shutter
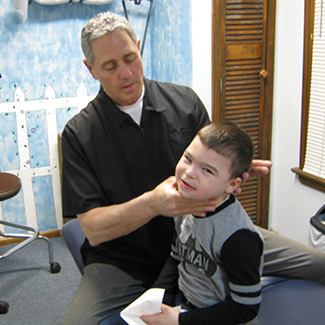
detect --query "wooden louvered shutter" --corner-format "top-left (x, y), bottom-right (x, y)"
top-left (212, 0), bottom-right (275, 227)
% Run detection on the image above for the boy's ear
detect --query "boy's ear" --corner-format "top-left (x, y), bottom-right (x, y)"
top-left (226, 177), bottom-right (242, 194)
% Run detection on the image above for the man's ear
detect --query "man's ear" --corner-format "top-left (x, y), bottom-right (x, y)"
top-left (137, 39), bottom-right (141, 51)
top-left (83, 59), bottom-right (98, 80)
top-left (226, 177), bottom-right (242, 194)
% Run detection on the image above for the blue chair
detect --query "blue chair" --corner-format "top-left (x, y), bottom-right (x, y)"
top-left (61, 218), bottom-right (85, 274)
top-left (249, 276), bottom-right (325, 324)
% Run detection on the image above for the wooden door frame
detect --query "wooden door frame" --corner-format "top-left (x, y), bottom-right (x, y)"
top-left (211, 0), bottom-right (276, 228)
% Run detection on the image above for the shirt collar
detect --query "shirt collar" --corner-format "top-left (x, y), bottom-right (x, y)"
top-left (193, 194), bottom-right (236, 219)
top-left (96, 79), bottom-right (166, 129)
top-left (143, 78), bottom-right (167, 113)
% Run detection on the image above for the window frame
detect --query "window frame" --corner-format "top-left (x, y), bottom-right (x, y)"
top-left (292, 0), bottom-right (325, 193)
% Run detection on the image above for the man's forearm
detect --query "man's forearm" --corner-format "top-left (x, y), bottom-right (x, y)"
top-left (78, 191), bottom-right (157, 246)
top-left (78, 176), bottom-right (218, 246)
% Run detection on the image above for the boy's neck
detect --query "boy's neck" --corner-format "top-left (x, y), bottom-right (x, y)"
top-left (214, 193), bottom-right (231, 209)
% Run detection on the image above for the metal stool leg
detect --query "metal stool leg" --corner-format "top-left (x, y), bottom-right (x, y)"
top-left (0, 220), bottom-right (61, 273)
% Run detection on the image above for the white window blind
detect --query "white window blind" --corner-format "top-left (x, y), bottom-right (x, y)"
top-left (303, 0), bottom-right (325, 179)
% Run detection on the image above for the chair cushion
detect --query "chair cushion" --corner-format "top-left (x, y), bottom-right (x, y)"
top-left (249, 278), bottom-right (325, 324)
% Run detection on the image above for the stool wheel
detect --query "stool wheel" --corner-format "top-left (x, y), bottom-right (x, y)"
top-left (51, 262), bottom-right (61, 273)
top-left (0, 301), bottom-right (9, 314)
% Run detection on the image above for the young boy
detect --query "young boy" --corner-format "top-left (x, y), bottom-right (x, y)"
top-left (141, 121), bottom-right (264, 325)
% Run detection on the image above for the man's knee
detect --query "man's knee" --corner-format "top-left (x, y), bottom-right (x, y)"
top-left (64, 264), bottom-right (146, 324)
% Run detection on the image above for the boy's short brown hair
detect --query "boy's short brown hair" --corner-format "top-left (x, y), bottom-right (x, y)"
top-left (198, 121), bottom-right (254, 178)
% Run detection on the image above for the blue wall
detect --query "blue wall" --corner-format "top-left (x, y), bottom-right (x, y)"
top-left (0, 0), bottom-right (192, 102)
top-left (0, 0), bottom-right (192, 231)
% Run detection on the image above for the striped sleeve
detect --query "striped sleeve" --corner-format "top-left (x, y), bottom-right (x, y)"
top-left (221, 229), bottom-right (264, 306)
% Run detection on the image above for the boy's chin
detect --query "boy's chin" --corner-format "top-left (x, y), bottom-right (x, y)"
top-left (179, 189), bottom-right (199, 200)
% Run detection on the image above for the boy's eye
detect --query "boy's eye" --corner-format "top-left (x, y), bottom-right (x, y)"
top-left (203, 168), bottom-right (212, 174)
top-left (184, 154), bottom-right (192, 163)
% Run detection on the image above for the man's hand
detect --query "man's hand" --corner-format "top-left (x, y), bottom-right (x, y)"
top-left (149, 177), bottom-right (217, 217)
top-left (235, 159), bottom-right (273, 194)
top-left (140, 304), bottom-right (180, 325)
top-left (245, 159), bottom-right (273, 179)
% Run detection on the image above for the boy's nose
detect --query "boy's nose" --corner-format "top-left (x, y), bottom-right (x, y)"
top-left (185, 167), bottom-right (196, 178)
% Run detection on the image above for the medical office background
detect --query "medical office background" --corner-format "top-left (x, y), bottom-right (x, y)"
top-left (0, 0), bottom-right (323, 246)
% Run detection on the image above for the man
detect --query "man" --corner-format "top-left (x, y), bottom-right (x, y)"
top-left (62, 12), bottom-right (325, 325)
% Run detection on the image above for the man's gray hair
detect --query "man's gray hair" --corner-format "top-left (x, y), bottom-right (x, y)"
top-left (81, 11), bottom-right (138, 65)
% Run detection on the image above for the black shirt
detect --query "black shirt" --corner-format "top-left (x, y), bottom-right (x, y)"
top-left (62, 78), bottom-right (210, 286)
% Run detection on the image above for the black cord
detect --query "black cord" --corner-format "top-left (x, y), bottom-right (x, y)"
top-left (122, 0), bottom-right (154, 56)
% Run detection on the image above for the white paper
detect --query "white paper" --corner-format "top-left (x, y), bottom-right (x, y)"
top-left (120, 288), bottom-right (165, 325)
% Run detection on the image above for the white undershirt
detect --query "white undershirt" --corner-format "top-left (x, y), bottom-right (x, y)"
top-left (116, 86), bottom-right (145, 125)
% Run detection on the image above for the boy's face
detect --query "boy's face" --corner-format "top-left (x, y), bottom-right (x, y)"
top-left (175, 136), bottom-right (240, 201)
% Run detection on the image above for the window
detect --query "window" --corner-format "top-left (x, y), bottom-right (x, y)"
top-left (292, 0), bottom-right (325, 192)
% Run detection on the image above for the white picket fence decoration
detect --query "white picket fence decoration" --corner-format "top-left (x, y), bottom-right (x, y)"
top-left (0, 83), bottom-right (95, 230)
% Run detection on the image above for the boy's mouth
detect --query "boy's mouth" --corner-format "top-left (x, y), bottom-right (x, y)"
top-left (180, 179), bottom-right (195, 191)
